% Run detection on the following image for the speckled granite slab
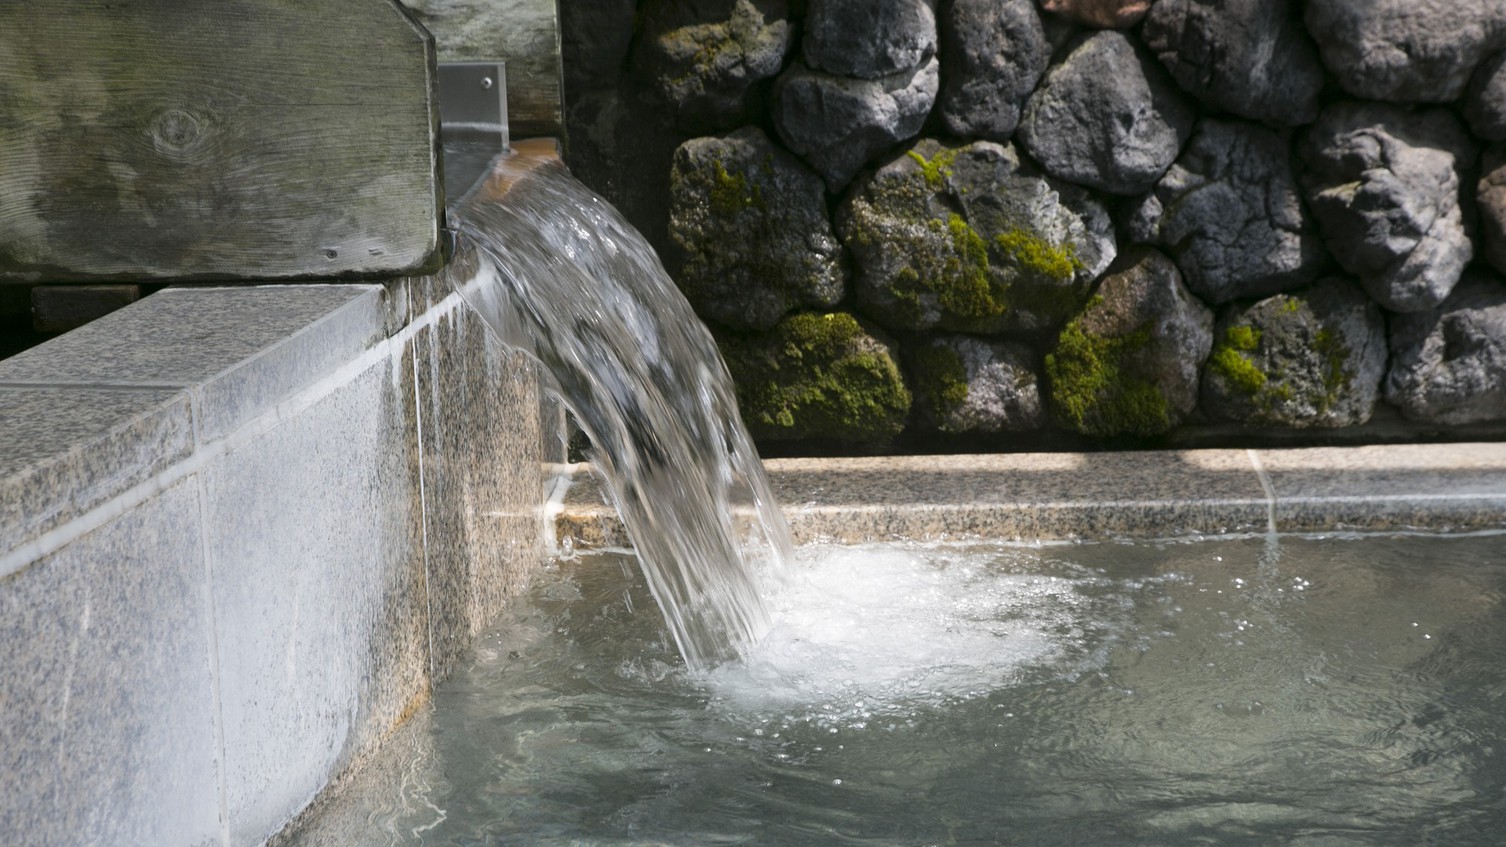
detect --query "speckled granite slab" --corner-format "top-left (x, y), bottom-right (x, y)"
top-left (0, 386), bottom-right (194, 568)
top-left (1255, 443), bottom-right (1506, 533)
top-left (0, 284), bottom-right (385, 441)
top-left (1, 275), bottom-right (554, 846)
top-left (0, 286), bottom-right (384, 567)
top-left (555, 444), bottom-right (1506, 547)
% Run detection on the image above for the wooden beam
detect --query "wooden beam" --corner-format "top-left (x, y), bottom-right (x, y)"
top-left (0, 0), bottom-right (443, 282)
top-left (404, 0), bottom-right (564, 140)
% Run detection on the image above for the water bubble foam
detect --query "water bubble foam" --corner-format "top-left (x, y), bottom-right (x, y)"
top-left (701, 544), bottom-right (1102, 721)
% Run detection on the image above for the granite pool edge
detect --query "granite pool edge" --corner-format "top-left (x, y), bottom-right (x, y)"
top-left (554, 442), bottom-right (1506, 547)
top-left (0, 279), bottom-right (559, 847)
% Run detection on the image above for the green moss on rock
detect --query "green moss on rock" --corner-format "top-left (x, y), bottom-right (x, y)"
top-left (906, 146), bottom-right (960, 190)
top-left (708, 160), bottom-right (762, 215)
top-left (1208, 326), bottom-right (1267, 395)
top-left (908, 342), bottom-right (969, 422)
top-left (716, 311), bottom-right (912, 444)
top-left (936, 213), bottom-right (1002, 320)
top-left (1312, 328), bottom-right (1354, 414)
top-left (1226, 324), bottom-right (1260, 351)
top-left (841, 139), bottom-right (1104, 336)
top-left (990, 227), bottom-right (1088, 326)
top-left (668, 128), bottom-right (846, 330)
top-left (994, 228), bottom-right (1082, 283)
top-left (1046, 301), bottom-right (1172, 437)
top-left (1200, 280), bottom-right (1383, 428)
top-left (872, 210), bottom-right (1006, 329)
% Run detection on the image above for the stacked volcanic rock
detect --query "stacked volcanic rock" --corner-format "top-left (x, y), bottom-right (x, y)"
top-left (563, 0), bottom-right (1506, 447)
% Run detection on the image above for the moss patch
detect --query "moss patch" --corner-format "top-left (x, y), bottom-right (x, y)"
top-left (1208, 325), bottom-right (1266, 396)
top-left (935, 214), bottom-right (1000, 319)
top-left (844, 142), bottom-right (1094, 333)
top-left (708, 160), bottom-right (762, 215)
top-left (1046, 302), bottom-right (1171, 437)
top-left (1225, 324), bottom-right (1260, 350)
top-left (909, 342), bottom-right (969, 423)
top-left (1312, 327), bottom-right (1354, 415)
top-left (906, 146), bottom-right (959, 190)
top-left (874, 210), bottom-right (1006, 328)
top-left (1207, 306), bottom-right (1359, 423)
top-left (717, 312), bottom-right (912, 444)
top-left (994, 228), bottom-right (1082, 283)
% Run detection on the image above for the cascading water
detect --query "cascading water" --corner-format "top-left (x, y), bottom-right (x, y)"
top-left (446, 151), bottom-right (794, 671)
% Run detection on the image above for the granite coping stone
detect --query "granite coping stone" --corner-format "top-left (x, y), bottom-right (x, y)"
top-left (0, 285), bottom-right (379, 388)
top-left (0, 284), bottom-right (388, 572)
top-left (1257, 443), bottom-right (1506, 532)
top-left (0, 386), bottom-right (194, 571)
top-left (555, 443), bottom-right (1506, 545)
top-left (0, 284), bottom-right (386, 441)
top-left (2, 273), bottom-right (549, 845)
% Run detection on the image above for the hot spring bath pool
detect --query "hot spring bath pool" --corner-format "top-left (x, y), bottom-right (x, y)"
top-left (284, 532), bottom-right (1506, 846)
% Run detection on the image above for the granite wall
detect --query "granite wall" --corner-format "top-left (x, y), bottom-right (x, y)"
top-left (0, 275), bottom-right (557, 845)
top-left (563, 0), bottom-right (1506, 451)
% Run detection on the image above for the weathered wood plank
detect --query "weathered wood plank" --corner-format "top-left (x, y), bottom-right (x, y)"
top-left (0, 0), bottom-right (443, 282)
top-left (403, 0), bottom-right (564, 139)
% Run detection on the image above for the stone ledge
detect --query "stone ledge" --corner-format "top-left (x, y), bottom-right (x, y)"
top-left (554, 442), bottom-right (1506, 546)
top-left (0, 279), bottom-right (551, 846)
top-left (0, 285), bottom-right (384, 567)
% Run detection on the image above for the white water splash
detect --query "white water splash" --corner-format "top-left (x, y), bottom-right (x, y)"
top-left (701, 544), bottom-right (1106, 721)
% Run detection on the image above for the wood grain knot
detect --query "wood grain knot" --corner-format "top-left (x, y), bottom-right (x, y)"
top-left (148, 107), bottom-right (212, 159)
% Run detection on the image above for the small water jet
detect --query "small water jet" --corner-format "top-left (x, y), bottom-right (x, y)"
top-left (445, 143), bottom-right (794, 670)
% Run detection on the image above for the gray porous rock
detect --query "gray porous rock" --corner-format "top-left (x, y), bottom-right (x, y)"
top-left (1201, 278), bottom-right (1388, 428)
top-left (1481, 146), bottom-right (1506, 276)
top-left (1035, 0), bottom-right (1152, 29)
top-left (559, 0), bottom-right (637, 89)
top-left (802, 0), bottom-right (936, 80)
top-left (937, 0), bottom-right (1050, 142)
top-left (1386, 273), bottom-right (1506, 425)
top-left (1466, 53), bottom-right (1506, 142)
top-left (1141, 0), bottom-right (1324, 126)
top-left (1045, 247), bottom-right (1213, 437)
top-left (771, 56), bottom-right (939, 191)
top-left (838, 138), bottom-right (1115, 336)
top-left (1147, 119), bottom-right (1325, 304)
top-left (1117, 192), bottom-right (1164, 246)
top-left (1300, 102), bottom-right (1477, 314)
top-left (906, 335), bottom-right (1044, 434)
top-left (1017, 31), bottom-right (1194, 196)
top-left (667, 127), bottom-right (846, 330)
top-left (634, 0), bottom-right (795, 132)
top-left (1304, 0), bottom-right (1506, 103)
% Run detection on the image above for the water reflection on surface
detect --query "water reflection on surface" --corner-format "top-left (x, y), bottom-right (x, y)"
top-left (284, 533), bottom-right (1506, 846)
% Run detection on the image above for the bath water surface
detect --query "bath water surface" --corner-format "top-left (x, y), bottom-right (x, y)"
top-left (285, 533), bottom-right (1506, 846)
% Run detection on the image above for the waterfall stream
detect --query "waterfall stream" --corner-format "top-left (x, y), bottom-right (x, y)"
top-left (447, 154), bottom-right (793, 670)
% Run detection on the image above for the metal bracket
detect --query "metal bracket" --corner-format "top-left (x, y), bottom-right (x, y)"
top-left (438, 61), bottom-right (510, 204)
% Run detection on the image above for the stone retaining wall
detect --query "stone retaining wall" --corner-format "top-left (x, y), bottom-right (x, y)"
top-left (0, 278), bottom-right (555, 846)
top-left (563, 0), bottom-right (1506, 450)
